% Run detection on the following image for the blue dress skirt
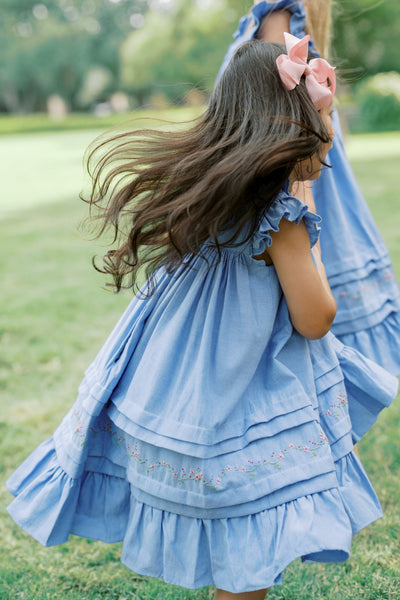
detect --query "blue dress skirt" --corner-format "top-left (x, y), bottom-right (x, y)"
top-left (216, 0), bottom-right (400, 375)
top-left (7, 190), bottom-right (398, 593)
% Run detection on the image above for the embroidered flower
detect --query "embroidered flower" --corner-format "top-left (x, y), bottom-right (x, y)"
top-left (336, 271), bottom-right (395, 304)
top-left (319, 393), bottom-right (348, 420)
top-left (72, 409), bottom-right (330, 492)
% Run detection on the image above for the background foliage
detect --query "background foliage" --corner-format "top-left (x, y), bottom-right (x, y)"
top-left (0, 0), bottom-right (399, 115)
top-left (332, 0), bottom-right (400, 77)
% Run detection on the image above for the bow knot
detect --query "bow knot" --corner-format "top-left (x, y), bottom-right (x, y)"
top-left (276, 33), bottom-right (336, 110)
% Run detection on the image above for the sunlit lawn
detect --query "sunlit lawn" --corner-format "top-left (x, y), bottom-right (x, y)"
top-left (0, 116), bottom-right (399, 600)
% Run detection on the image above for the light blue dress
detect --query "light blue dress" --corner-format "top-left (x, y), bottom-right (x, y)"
top-left (7, 189), bottom-right (398, 593)
top-left (216, 0), bottom-right (400, 376)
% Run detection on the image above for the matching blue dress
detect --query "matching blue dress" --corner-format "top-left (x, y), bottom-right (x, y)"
top-left (7, 188), bottom-right (398, 593)
top-left (216, 0), bottom-right (400, 376)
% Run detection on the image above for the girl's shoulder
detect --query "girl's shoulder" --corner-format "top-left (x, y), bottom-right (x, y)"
top-left (251, 187), bottom-right (321, 256)
top-left (214, 187), bottom-right (321, 260)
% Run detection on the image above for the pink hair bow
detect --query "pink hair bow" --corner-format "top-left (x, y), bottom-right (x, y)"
top-left (276, 32), bottom-right (336, 110)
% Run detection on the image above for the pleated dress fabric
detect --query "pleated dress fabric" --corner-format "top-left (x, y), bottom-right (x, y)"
top-left (7, 190), bottom-right (398, 593)
top-left (216, 0), bottom-right (400, 376)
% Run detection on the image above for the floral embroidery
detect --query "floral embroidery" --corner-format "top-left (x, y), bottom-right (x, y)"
top-left (319, 393), bottom-right (348, 419)
top-left (72, 409), bottom-right (124, 447)
top-left (73, 409), bottom-right (86, 446)
top-left (336, 271), bottom-right (395, 303)
top-left (72, 408), bottom-right (329, 492)
top-left (125, 434), bottom-right (329, 491)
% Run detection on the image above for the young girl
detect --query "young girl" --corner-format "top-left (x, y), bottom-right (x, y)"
top-left (217, 0), bottom-right (400, 376)
top-left (6, 37), bottom-right (398, 599)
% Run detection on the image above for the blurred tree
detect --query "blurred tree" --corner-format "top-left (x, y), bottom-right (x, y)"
top-left (0, 0), bottom-right (399, 113)
top-left (0, 0), bottom-right (147, 112)
top-left (120, 0), bottom-right (240, 104)
top-left (332, 0), bottom-right (400, 78)
top-left (120, 0), bottom-right (400, 106)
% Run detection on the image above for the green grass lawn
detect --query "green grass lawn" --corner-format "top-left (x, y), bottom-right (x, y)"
top-left (0, 119), bottom-right (399, 600)
top-left (0, 107), bottom-right (203, 136)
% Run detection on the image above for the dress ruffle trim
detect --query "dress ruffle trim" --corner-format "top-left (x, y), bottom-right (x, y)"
top-left (251, 193), bottom-right (321, 256)
top-left (124, 453), bottom-right (380, 593)
top-left (6, 438), bottom-right (81, 546)
top-left (6, 439), bottom-right (381, 593)
top-left (121, 488), bottom-right (352, 593)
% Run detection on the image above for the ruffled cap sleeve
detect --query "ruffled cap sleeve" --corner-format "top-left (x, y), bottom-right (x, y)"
top-left (251, 189), bottom-right (321, 256)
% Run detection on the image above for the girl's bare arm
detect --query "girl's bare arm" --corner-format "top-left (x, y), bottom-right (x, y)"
top-left (255, 5), bottom-right (291, 44)
top-left (265, 218), bottom-right (336, 339)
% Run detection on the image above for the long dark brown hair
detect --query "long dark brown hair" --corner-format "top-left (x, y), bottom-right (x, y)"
top-left (83, 40), bottom-right (331, 293)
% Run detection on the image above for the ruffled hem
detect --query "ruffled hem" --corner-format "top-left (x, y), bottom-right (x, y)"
top-left (335, 311), bottom-right (400, 377)
top-left (6, 435), bottom-right (382, 593)
top-left (6, 437), bottom-right (131, 546)
top-left (121, 489), bottom-right (352, 592)
top-left (123, 453), bottom-right (380, 594)
top-left (6, 438), bottom-right (81, 546)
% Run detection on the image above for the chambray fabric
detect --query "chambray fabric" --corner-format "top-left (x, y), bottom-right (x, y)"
top-left (7, 191), bottom-right (398, 593)
top-left (216, 0), bottom-right (400, 375)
